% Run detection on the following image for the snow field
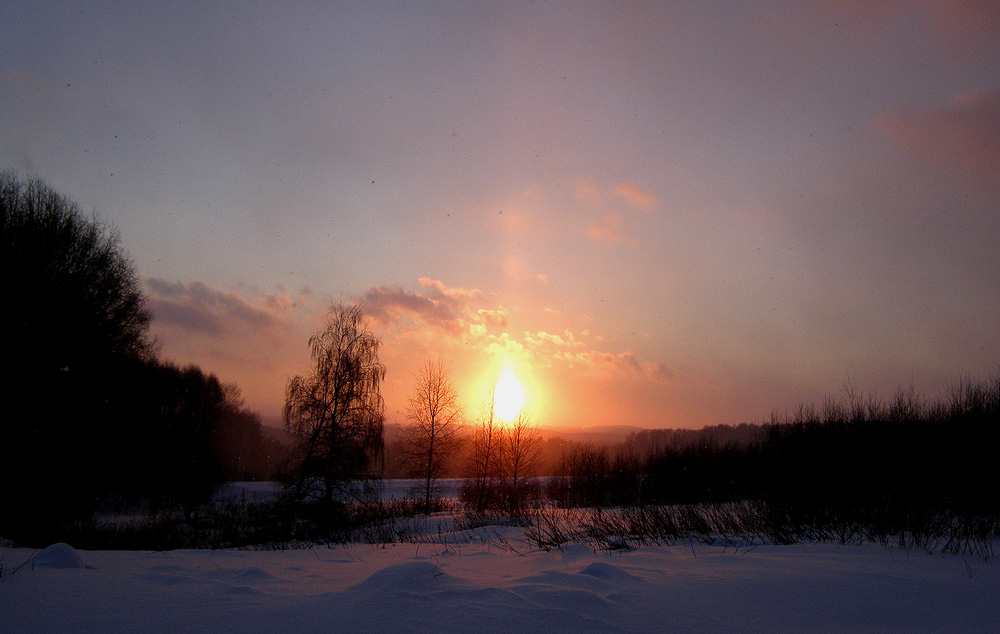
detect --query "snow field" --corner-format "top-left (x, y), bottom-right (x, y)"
top-left (3, 532), bottom-right (999, 633)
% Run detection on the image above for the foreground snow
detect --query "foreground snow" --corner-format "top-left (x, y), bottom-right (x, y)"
top-left (2, 532), bottom-right (998, 633)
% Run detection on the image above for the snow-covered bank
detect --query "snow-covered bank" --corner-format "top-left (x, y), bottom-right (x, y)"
top-left (3, 536), bottom-right (998, 633)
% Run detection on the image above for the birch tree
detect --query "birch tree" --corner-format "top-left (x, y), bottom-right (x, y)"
top-left (284, 303), bottom-right (385, 503)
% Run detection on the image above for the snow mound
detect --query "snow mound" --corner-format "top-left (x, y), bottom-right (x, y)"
top-left (350, 561), bottom-right (462, 595)
top-left (235, 567), bottom-right (276, 581)
top-left (579, 562), bottom-right (643, 584)
top-left (32, 543), bottom-right (85, 569)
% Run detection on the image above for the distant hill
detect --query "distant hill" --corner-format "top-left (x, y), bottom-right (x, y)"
top-left (536, 424), bottom-right (646, 445)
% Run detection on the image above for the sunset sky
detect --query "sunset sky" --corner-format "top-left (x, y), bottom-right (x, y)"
top-left (3, 1), bottom-right (999, 429)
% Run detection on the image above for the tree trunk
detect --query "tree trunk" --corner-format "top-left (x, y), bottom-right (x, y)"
top-left (423, 429), bottom-right (435, 513)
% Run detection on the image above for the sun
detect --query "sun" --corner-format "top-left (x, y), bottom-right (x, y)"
top-left (494, 369), bottom-right (525, 421)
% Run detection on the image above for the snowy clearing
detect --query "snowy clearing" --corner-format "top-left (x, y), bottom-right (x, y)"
top-left (3, 532), bottom-right (998, 633)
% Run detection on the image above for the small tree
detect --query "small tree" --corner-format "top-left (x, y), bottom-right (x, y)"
top-left (463, 382), bottom-right (502, 511)
top-left (283, 303), bottom-right (386, 504)
top-left (402, 358), bottom-right (463, 512)
top-left (501, 411), bottom-right (542, 511)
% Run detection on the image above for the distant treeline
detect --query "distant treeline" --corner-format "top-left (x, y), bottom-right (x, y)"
top-left (5, 354), bottom-right (289, 542)
top-left (110, 359), bottom-right (289, 506)
top-left (548, 379), bottom-right (1000, 517)
top-left (380, 422), bottom-right (759, 481)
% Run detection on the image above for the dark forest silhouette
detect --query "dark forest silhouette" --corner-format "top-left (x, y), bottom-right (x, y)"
top-left (1, 172), bottom-right (283, 545)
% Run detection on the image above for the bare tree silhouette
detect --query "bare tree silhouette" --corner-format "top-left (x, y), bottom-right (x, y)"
top-left (402, 357), bottom-right (464, 512)
top-left (465, 382), bottom-right (502, 512)
top-left (284, 303), bottom-right (385, 504)
top-left (501, 411), bottom-right (542, 511)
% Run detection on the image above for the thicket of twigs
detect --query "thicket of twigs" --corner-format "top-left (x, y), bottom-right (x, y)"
top-left (539, 377), bottom-right (1000, 558)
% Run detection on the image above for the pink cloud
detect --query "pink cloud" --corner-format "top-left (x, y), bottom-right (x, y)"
top-left (925, 0), bottom-right (1000, 39)
top-left (581, 180), bottom-right (656, 243)
top-left (417, 276), bottom-right (483, 301)
top-left (477, 308), bottom-right (509, 329)
top-left (551, 350), bottom-right (677, 383)
top-left (587, 212), bottom-right (636, 245)
top-left (360, 278), bottom-right (505, 342)
top-left (880, 89), bottom-right (1000, 191)
top-left (147, 278), bottom-right (290, 338)
top-left (360, 285), bottom-right (467, 335)
top-left (516, 328), bottom-right (676, 384)
top-left (524, 330), bottom-right (583, 349)
top-left (614, 181), bottom-right (657, 210)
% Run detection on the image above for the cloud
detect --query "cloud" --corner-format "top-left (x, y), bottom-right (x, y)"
top-left (361, 278), bottom-right (504, 339)
top-left (549, 349), bottom-right (677, 383)
top-left (579, 180), bottom-right (656, 243)
top-left (516, 328), bottom-right (676, 383)
top-left (880, 89), bottom-right (1000, 191)
top-left (614, 181), bottom-right (658, 210)
top-left (361, 285), bottom-right (466, 335)
top-left (358, 278), bottom-right (677, 389)
top-left (417, 276), bottom-right (483, 302)
top-left (524, 330), bottom-right (584, 349)
top-left (477, 308), bottom-right (509, 329)
top-left (587, 212), bottom-right (636, 245)
top-left (481, 331), bottom-right (528, 359)
top-left (642, 360), bottom-right (677, 382)
top-left (147, 278), bottom-right (290, 338)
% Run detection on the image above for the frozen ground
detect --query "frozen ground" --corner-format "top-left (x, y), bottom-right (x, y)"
top-left (3, 528), bottom-right (999, 633)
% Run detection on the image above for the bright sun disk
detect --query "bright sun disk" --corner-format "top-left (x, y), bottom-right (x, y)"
top-left (494, 369), bottom-right (525, 421)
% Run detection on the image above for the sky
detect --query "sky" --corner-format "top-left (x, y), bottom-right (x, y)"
top-left (3, 1), bottom-right (999, 430)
